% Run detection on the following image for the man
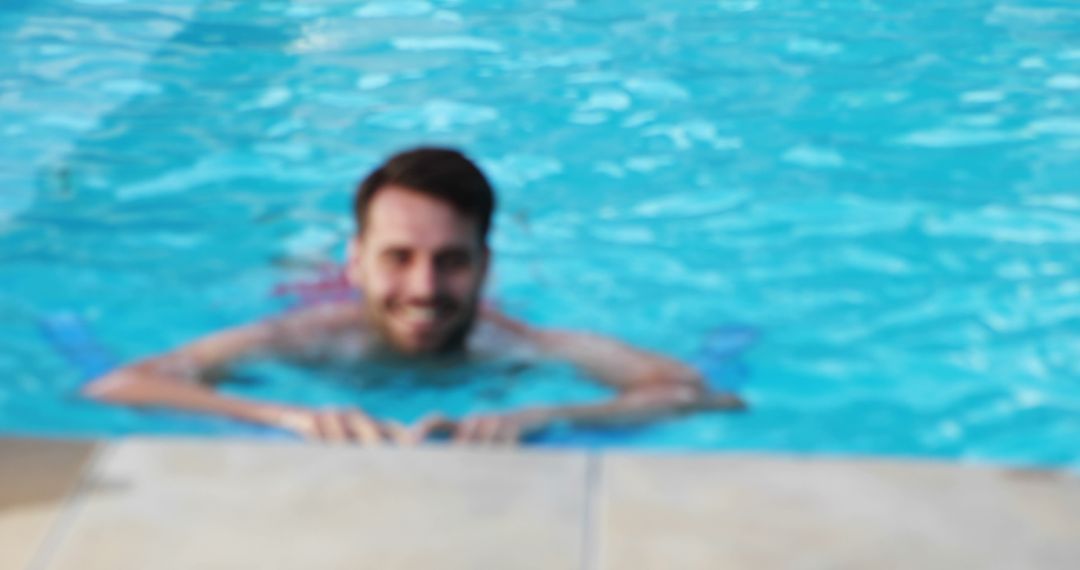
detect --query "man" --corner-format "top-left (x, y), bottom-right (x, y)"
top-left (85, 147), bottom-right (744, 444)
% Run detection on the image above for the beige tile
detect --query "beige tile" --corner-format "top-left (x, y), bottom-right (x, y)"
top-left (0, 438), bottom-right (98, 570)
top-left (597, 453), bottom-right (1080, 570)
top-left (43, 439), bottom-right (587, 570)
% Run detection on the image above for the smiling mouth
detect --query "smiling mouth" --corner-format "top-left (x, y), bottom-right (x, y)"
top-left (400, 305), bottom-right (441, 326)
top-left (377, 299), bottom-right (476, 354)
top-left (393, 302), bottom-right (456, 332)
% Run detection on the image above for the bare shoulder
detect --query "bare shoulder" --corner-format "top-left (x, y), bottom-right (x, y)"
top-left (268, 300), bottom-right (366, 334)
top-left (263, 301), bottom-right (370, 353)
top-left (176, 301), bottom-right (366, 366)
top-left (471, 305), bottom-right (546, 359)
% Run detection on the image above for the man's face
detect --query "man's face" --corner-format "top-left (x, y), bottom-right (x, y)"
top-left (347, 185), bottom-right (489, 356)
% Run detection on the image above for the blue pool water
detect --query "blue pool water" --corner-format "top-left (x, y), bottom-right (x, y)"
top-left (2, 0), bottom-right (1079, 467)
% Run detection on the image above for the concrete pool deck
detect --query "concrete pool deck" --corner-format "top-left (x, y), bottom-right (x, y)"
top-left (1, 438), bottom-right (1077, 569)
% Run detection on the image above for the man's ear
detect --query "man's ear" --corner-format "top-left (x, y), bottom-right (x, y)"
top-left (345, 236), bottom-right (365, 290)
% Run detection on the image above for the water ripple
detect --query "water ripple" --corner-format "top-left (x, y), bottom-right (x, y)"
top-left (366, 99), bottom-right (498, 132)
top-left (391, 36), bottom-right (502, 53)
top-left (896, 128), bottom-right (1018, 147)
top-left (354, 2), bottom-right (433, 19)
top-left (4, 0), bottom-right (1080, 465)
top-left (922, 207), bottom-right (1080, 244)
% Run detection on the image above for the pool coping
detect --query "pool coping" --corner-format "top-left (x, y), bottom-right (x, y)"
top-left (2, 437), bottom-right (1078, 569)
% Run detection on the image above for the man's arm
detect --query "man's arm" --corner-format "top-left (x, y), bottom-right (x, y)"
top-left (82, 304), bottom-right (386, 443)
top-left (531, 328), bottom-right (710, 398)
top-left (448, 309), bottom-right (746, 443)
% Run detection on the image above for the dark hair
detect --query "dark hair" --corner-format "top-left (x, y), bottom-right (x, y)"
top-left (354, 147), bottom-right (495, 244)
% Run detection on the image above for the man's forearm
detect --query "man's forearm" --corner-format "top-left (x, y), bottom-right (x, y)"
top-left (524, 386), bottom-right (745, 430)
top-left (83, 364), bottom-right (393, 444)
top-left (530, 328), bottom-right (707, 393)
top-left (83, 365), bottom-right (286, 427)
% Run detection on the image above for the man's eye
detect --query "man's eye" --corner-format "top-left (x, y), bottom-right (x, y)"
top-left (438, 252), bottom-right (470, 271)
top-left (384, 250), bottom-right (410, 266)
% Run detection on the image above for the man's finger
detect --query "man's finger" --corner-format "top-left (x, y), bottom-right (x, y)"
top-left (476, 416), bottom-right (501, 445)
top-left (317, 409), bottom-right (349, 444)
top-left (385, 420), bottom-right (413, 446)
top-left (408, 414), bottom-right (455, 445)
top-left (275, 410), bottom-right (319, 441)
top-left (454, 417), bottom-right (480, 445)
top-left (343, 410), bottom-right (383, 445)
top-left (494, 421), bottom-right (521, 446)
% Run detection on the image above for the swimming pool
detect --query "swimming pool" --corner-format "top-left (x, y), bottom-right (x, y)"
top-left (2, 0), bottom-right (1078, 467)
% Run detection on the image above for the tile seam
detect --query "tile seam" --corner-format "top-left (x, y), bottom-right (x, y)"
top-left (580, 451), bottom-right (603, 570)
top-left (25, 440), bottom-right (113, 570)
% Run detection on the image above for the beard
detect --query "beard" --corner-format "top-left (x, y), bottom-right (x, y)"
top-left (366, 295), bottom-right (479, 358)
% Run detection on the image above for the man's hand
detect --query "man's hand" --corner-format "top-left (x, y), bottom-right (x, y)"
top-left (265, 407), bottom-right (544, 447)
top-left (270, 406), bottom-right (391, 444)
top-left (384, 413), bottom-right (458, 446)
top-left (367, 408), bottom-right (551, 447)
top-left (451, 408), bottom-right (554, 445)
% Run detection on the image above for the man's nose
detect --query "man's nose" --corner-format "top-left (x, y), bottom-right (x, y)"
top-left (405, 260), bottom-right (440, 300)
